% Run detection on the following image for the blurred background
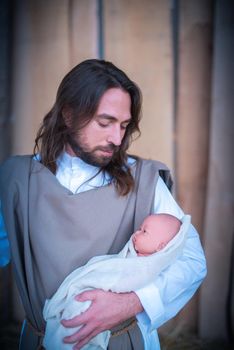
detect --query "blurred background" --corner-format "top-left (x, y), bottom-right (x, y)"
top-left (0, 0), bottom-right (233, 349)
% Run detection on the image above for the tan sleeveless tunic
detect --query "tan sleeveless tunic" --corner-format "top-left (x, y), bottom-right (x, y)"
top-left (0, 155), bottom-right (171, 349)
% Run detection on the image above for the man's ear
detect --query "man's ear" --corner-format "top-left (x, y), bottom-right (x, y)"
top-left (62, 106), bottom-right (73, 128)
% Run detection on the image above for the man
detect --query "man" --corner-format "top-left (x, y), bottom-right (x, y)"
top-left (0, 59), bottom-right (207, 350)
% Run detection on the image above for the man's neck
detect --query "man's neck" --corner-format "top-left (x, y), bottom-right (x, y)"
top-left (65, 143), bottom-right (77, 157)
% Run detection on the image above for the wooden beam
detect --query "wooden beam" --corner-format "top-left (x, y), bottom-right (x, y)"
top-left (175, 0), bottom-right (213, 332)
top-left (104, 0), bottom-right (174, 169)
top-left (199, 0), bottom-right (234, 340)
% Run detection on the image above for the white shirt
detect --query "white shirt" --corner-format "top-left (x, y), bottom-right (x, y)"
top-left (0, 152), bottom-right (207, 349)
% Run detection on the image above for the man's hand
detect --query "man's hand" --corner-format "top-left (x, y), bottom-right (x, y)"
top-left (61, 289), bottom-right (143, 350)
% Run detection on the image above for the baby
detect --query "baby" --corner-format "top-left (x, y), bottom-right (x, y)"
top-left (132, 213), bottom-right (181, 256)
top-left (43, 213), bottom-right (189, 350)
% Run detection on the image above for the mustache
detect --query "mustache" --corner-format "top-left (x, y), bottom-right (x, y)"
top-left (95, 144), bottom-right (119, 153)
top-left (67, 134), bottom-right (119, 155)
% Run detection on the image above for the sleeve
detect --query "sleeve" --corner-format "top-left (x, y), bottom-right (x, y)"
top-left (0, 200), bottom-right (11, 267)
top-left (134, 177), bottom-right (207, 331)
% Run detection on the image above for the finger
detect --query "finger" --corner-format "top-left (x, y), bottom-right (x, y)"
top-left (63, 323), bottom-right (94, 344)
top-left (75, 289), bottom-right (100, 302)
top-left (63, 325), bottom-right (86, 344)
top-left (61, 314), bottom-right (87, 328)
top-left (73, 329), bottom-right (100, 350)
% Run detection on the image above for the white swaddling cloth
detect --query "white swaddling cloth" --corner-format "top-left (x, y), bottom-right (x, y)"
top-left (43, 215), bottom-right (191, 350)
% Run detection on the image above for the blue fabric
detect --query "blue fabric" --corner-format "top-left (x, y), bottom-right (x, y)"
top-left (0, 201), bottom-right (10, 266)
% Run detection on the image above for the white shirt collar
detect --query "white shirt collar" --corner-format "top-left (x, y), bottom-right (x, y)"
top-left (35, 151), bottom-right (135, 194)
top-left (56, 150), bottom-right (100, 173)
top-left (56, 151), bottom-right (110, 194)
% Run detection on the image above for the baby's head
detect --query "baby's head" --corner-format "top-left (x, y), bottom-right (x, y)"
top-left (132, 213), bottom-right (181, 256)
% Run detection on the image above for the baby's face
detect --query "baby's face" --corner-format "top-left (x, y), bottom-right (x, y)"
top-left (132, 216), bottom-right (165, 256)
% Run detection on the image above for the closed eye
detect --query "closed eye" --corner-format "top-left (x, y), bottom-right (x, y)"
top-left (120, 123), bottom-right (130, 130)
top-left (98, 122), bottom-right (110, 128)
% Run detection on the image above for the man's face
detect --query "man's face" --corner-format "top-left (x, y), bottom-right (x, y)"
top-left (66, 88), bottom-right (132, 167)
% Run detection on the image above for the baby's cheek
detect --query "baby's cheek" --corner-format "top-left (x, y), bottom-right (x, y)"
top-left (145, 240), bottom-right (153, 251)
top-left (136, 237), bottom-right (147, 249)
top-left (134, 237), bottom-right (143, 249)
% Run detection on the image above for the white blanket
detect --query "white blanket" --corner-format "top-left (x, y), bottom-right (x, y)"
top-left (43, 215), bottom-right (191, 350)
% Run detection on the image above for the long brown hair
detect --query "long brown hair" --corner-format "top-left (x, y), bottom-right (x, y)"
top-left (34, 59), bottom-right (142, 196)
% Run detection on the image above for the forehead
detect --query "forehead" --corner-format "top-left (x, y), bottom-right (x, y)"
top-left (95, 88), bottom-right (131, 121)
top-left (142, 216), bottom-right (159, 229)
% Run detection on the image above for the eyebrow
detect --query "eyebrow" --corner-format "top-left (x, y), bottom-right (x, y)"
top-left (96, 114), bottom-right (132, 124)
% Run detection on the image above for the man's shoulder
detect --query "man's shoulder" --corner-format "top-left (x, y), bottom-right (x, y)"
top-left (1, 154), bottom-right (32, 166)
top-left (0, 155), bottom-right (33, 177)
top-left (127, 155), bottom-right (172, 191)
top-left (127, 155), bottom-right (170, 171)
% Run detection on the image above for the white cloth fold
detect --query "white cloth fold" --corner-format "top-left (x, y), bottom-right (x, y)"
top-left (43, 215), bottom-right (191, 350)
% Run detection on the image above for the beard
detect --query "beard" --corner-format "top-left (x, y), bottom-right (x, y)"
top-left (67, 134), bottom-right (118, 167)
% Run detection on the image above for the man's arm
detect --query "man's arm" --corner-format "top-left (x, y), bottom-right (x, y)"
top-left (135, 223), bottom-right (206, 330)
top-left (61, 177), bottom-right (207, 349)
top-left (135, 176), bottom-right (207, 330)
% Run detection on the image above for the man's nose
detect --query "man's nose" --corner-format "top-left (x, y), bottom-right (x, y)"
top-left (107, 126), bottom-right (122, 146)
